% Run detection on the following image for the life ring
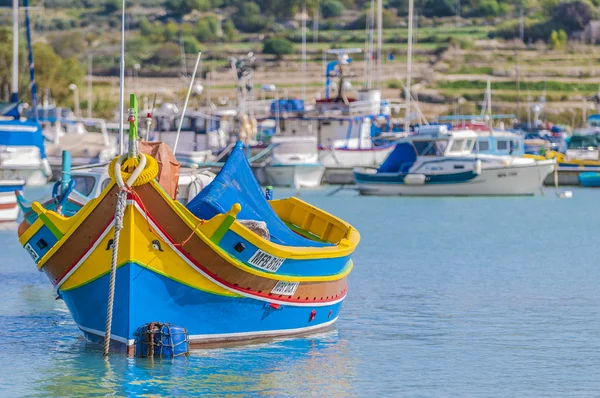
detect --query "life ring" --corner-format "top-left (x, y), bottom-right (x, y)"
top-left (108, 153), bottom-right (159, 187)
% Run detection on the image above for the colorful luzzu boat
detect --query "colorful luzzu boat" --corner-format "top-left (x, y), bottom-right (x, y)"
top-left (17, 95), bottom-right (359, 354)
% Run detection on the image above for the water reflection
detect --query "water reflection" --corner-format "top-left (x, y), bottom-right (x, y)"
top-left (27, 331), bottom-right (356, 396)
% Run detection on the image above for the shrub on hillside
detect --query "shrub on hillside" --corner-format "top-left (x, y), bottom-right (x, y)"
top-left (321, 0), bottom-right (344, 18)
top-left (262, 37), bottom-right (295, 60)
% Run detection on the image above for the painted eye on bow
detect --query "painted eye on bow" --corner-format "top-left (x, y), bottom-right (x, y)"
top-left (152, 240), bottom-right (164, 252)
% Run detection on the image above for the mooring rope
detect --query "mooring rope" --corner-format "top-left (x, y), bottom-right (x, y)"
top-left (104, 100), bottom-right (142, 357)
top-left (103, 188), bottom-right (127, 357)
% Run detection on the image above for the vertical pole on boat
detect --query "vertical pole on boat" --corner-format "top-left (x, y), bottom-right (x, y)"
top-left (23, 0), bottom-right (38, 121)
top-left (61, 150), bottom-right (71, 193)
top-left (376, 0), bottom-right (383, 90)
top-left (118, 0), bottom-right (126, 155)
top-left (404, 0), bottom-right (414, 132)
top-left (11, 0), bottom-right (18, 102)
top-left (87, 54), bottom-right (93, 118)
top-left (301, 0), bottom-right (307, 103)
top-left (173, 51), bottom-right (201, 155)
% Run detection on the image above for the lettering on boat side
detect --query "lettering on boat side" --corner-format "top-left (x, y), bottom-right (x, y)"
top-left (248, 250), bottom-right (285, 272)
top-left (271, 281), bottom-right (299, 296)
top-left (25, 243), bottom-right (39, 262)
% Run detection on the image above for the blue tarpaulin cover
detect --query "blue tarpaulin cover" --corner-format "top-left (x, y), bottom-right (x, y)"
top-left (186, 142), bottom-right (329, 247)
top-left (377, 143), bottom-right (416, 173)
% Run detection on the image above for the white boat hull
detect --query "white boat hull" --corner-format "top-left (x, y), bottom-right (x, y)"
top-left (357, 161), bottom-right (555, 196)
top-left (264, 164), bottom-right (325, 188)
top-left (319, 146), bottom-right (394, 168)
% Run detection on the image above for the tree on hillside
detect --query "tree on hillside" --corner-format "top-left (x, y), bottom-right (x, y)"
top-left (233, 2), bottom-right (273, 33)
top-left (551, 1), bottom-right (593, 32)
top-left (165, 0), bottom-right (211, 18)
top-left (103, 0), bottom-right (121, 13)
top-left (262, 37), bottom-right (295, 60)
top-left (222, 18), bottom-right (237, 41)
top-left (321, 0), bottom-right (344, 18)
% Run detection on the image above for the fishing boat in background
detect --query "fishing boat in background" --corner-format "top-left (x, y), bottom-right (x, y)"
top-left (262, 135), bottom-right (325, 188)
top-left (353, 125), bottom-right (555, 196)
top-left (18, 95), bottom-right (359, 353)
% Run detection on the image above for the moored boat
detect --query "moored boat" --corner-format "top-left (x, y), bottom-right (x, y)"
top-left (263, 135), bottom-right (325, 188)
top-left (18, 95), bottom-right (359, 352)
top-left (354, 125), bottom-right (555, 196)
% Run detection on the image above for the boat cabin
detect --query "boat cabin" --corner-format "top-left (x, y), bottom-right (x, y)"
top-left (474, 131), bottom-right (524, 156)
top-left (376, 126), bottom-right (478, 175)
top-left (410, 125), bottom-right (476, 157)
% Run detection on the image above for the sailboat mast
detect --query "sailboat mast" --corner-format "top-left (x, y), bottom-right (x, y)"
top-left (301, 0), bottom-right (306, 103)
top-left (118, 0), bottom-right (126, 155)
top-left (23, 0), bottom-right (38, 121)
top-left (11, 0), bottom-right (18, 102)
top-left (376, 0), bottom-right (382, 90)
top-left (404, 0), bottom-right (414, 132)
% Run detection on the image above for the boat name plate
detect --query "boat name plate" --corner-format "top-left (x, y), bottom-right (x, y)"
top-left (248, 249), bottom-right (285, 272)
top-left (271, 281), bottom-right (299, 296)
top-left (24, 243), bottom-right (40, 262)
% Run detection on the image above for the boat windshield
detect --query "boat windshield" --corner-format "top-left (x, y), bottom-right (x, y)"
top-left (568, 135), bottom-right (600, 149)
top-left (412, 139), bottom-right (448, 156)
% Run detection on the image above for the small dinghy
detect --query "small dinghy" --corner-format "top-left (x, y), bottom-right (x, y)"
top-left (17, 95), bottom-right (359, 354)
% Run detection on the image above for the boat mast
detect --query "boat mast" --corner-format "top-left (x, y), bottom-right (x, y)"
top-left (118, 0), bottom-right (125, 155)
top-left (404, 0), bottom-right (414, 132)
top-left (301, 0), bottom-right (306, 103)
top-left (11, 0), bottom-right (18, 102)
top-left (23, 0), bottom-right (38, 121)
top-left (88, 54), bottom-right (93, 118)
top-left (376, 0), bottom-right (383, 90)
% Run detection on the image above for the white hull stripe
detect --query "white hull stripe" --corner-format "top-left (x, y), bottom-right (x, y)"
top-left (79, 317), bottom-right (339, 347)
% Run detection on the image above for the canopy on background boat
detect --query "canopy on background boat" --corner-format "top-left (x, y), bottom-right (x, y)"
top-left (187, 142), bottom-right (329, 247)
top-left (377, 143), bottom-right (416, 173)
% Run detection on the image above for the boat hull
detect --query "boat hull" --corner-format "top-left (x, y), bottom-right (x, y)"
top-left (61, 262), bottom-right (342, 348)
top-left (355, 161), bottom-right (555, 196)
top-left (264, 164), bottom-right (325, 188)
top-left (578, 172), bottom-right (600, 187)
top-left (319, 146), bottom-right (394, 168)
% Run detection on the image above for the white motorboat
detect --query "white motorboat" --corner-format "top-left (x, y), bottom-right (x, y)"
top-left (263, 135), bottom-right (325, 188)
top-left (354, 126), bottom-right (555, 196)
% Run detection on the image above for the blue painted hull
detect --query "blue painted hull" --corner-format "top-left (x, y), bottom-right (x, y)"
top-left (579, 172), bottom-right (600, 187)
top-left (60, 262), bottom-right (343, 347)
top-left (354, 169), bottom-right (478, 185)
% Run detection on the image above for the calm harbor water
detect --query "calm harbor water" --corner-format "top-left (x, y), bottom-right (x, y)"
top-left (1, 186), bottom-right (600, 396)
